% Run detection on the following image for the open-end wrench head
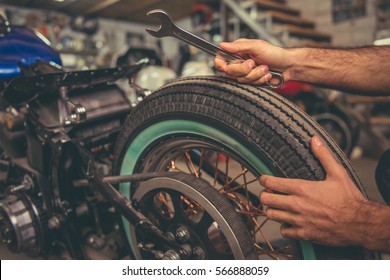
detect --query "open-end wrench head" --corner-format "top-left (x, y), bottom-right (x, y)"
top-left (145, 9), bottom-right (175, 38)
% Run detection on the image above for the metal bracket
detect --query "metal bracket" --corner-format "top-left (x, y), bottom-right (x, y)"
top-left (58, 86), bottom-right (87, 126)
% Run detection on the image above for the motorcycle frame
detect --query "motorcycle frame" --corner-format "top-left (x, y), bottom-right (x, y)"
top-left (17, 93), bottom-right (187, 259)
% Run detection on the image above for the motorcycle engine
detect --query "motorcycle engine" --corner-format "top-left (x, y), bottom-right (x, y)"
top-left (0, 65), bottom-right (135, 259)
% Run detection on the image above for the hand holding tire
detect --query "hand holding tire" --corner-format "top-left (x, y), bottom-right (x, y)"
top-left (259, 136), bottom-right (380, 249)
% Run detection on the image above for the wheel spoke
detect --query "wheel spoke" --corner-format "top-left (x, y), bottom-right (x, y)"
top-left (225, 156), bottom-right (229, 185)
top-left (197, 149), bottom-right (206, 177)
top-left (213, 152), bottom-right (219, 187)
top-left (237, 209), bottom-right (266, 217)
top-left (255, 243), bottom-right (295, 259)
top-left (251, 217), bottom-right (282, 259)
top-left (185, 150), bottom-right (199, 177)
top-left (254, 243), bottom-right (278, 260)
top-left (222, 178), bottom-right (258, 193)
top-left (242, 166), bottom-right (251, 211)
top-left (217, 168), bottom-right (249, 192)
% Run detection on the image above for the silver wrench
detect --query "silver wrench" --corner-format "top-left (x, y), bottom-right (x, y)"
top-left (145, 9), bottom-right (284, 89)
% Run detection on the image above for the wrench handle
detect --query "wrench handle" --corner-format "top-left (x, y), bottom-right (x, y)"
top-left (173, 27), bottom-right (284, 88)
top-left (171, 25), bottom-right (238, 61)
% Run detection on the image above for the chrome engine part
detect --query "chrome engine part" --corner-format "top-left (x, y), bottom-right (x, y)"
top-left (0, 193), bottom-right (47, 256)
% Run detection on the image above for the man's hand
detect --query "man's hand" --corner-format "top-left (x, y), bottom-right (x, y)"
top-left (259, 136), bottom-right (374, 248)
top-left (214, 39), bottom-right (291, 85)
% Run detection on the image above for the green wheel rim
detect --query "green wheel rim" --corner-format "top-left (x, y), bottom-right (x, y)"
top-left (119, 119), bottom-right (316, 260)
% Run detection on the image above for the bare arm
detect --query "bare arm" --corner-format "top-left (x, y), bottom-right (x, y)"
top-left (215, 39), bottom-right (390, 95)
top-left (288, 46), bottom-right (390, 95)
top-left (260, 136), bottom-right (390, 252)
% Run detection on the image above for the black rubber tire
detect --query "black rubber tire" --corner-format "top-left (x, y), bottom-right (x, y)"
top-left (113, 76), bottom-right (374, 259)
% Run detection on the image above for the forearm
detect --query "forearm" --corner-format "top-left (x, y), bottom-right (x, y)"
top-left (285, 46), bottom-right (390, 95)
top-left (356, 200), bottom-right (390, 252)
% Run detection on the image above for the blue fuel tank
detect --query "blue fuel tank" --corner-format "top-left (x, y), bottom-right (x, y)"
top-left (0, 25), bottom-right (62, 80)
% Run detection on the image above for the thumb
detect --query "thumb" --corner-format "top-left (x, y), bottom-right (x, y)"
top-left (311, 136), bottom-right (341, 176)
top-left (220, 42), bottom-right (240, 54)
top-left (220, 39), bottom-right (259, 54)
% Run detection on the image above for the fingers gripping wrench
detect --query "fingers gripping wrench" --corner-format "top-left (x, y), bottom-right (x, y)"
top-left (145, 9), bottom-right (284, 89)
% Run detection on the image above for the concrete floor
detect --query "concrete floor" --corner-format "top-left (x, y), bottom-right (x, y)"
top-left (351, 156), bottom-right (384, 203)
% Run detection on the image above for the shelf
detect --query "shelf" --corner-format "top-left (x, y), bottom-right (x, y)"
top-left (55, 48), bottom-right (99, 56)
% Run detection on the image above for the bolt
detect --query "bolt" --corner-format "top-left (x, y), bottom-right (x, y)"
top-left (175, 226), bottom-right (190, 243)
top-left (1, 227), bottom-right (13, 244)
top-left (48, 216), bottom-right (61, 229)
top-left (180, 244), bottom-right (192, 256)
top-left (154, 251), bottom-right (164, 259)
top-left (164, 231), bottom-right (175, 241)
top-left (138, 242), bottom-right (154, 250)
top-left (162, 250), bottom-right (181, 260)
top-left (87, 234), bottom-right (106, 250)
top-left (193, 246), bottom-right (205, 260)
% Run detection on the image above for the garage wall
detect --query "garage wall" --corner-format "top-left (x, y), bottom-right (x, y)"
top-left (286, 0), bottom-right (377, 47)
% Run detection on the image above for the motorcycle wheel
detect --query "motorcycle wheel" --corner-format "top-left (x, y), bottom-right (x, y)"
top-left (113, 76), bottom-right (373, 260)
top-left (131, 173), bottom-right (258, 259)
